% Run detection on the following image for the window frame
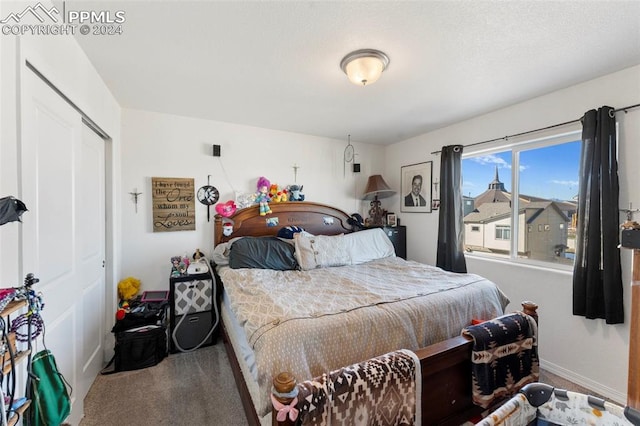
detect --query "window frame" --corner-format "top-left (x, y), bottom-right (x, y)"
top-left (495, 225), bottom-right (511, 240)
top-left (462, 127), bottom-right (582, 271)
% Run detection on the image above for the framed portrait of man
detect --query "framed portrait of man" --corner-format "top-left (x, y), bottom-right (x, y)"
top-left (401, 161), bottom-right (432, 213)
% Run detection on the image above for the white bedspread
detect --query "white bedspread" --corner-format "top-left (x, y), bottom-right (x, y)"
top-left (219, 256), bottom-right (509, 417)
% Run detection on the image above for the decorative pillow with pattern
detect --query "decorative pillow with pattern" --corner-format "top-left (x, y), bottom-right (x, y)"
top-left (293, 233), bottom-right (350, 270)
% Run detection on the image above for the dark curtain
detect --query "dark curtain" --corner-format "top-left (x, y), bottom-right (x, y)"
top-left (573, 106), bottom-right (623, 324)
top-left (436, 145), bottom-right (467, 273)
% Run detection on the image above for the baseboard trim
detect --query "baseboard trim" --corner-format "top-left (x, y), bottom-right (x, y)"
top-left (540, 359), bottom-right (627, 405)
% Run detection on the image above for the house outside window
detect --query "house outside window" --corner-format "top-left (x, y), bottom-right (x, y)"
top-left (462, 130), bottom-right (580, 266)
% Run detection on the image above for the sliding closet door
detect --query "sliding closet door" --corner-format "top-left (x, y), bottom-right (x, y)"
top-left (21, 66), bottom-right (106, 424)
top-left (77, 123), bottom-right (106, 404)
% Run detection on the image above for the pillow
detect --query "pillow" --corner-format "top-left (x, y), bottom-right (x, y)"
top-left (277, 226), bottom-right (305, 239)
top-left (211, 237), bottom-right (246, 266)
top-left (343, 228), bottom-right (395, 264)
top-left (211, 242), bottom-right (231, 266)
top-left (293, 233), bottom-right (350, 270)
top-left (228, 237), bottom-right (298, 270)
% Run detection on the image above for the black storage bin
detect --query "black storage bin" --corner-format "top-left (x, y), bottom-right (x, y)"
top-left (114, 325), bottom-right (167, 371)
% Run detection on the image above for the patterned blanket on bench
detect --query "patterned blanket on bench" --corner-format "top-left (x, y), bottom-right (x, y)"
top-left (289, 349), bottom-right (421, 426)
top-left (462, 312), bottom-right (539, 409)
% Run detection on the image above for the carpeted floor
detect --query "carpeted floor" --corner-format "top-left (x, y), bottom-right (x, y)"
top-left (80, 344), bottom-right (249, 426)
top-left (80, 343), bottom-right (606, 426)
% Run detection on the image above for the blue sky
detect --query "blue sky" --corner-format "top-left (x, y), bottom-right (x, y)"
top-left (462, 140), bottom-right (581, 201)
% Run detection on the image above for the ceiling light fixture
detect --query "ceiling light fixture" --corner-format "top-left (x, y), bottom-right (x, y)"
top-left (340, 49), bottom-right (390, 86)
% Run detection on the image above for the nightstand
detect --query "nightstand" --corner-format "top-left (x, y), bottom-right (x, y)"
top-left (169, 268), bottom-right (219, 353)
top-left (383, 226), bottom-right (406, 259)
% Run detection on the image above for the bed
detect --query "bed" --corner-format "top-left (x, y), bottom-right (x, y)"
top-left (212, 201), bottom-right (539, 425)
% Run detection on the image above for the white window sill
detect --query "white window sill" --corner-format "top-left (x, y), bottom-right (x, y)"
top-left (464, 252), bottom-right (574, 276)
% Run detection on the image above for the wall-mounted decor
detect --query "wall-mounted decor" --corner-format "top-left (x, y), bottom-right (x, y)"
top-left (152, 177), bottom-right (195, 232)
top-left (401, 161), bottom-right (432, 213)
top-left (196, 175), bottom-right (219, 222)
top-left (128, 188), bottom-right (142, 213)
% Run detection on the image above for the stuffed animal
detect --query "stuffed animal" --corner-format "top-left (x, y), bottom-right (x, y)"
top-left (117, 277), bottom-right (140, 302)
top-left (256, 177), bottom-right (272, 216)
top-left (288, 184), bottom-right (305, 201)
top-left (115, 301), bottom-right (130, 321)
top-left (222, 218), bottom-right (235, 236)
top-left (215, 200), bottom-right (237, 217)
top-left (269, 184), bottom-right (279, 200)
top-left (272, 188), bottom-right (288, 202)
top-left (348, 213), bottom-right (365, 231)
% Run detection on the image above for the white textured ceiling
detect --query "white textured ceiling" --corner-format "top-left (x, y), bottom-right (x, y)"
top-left (67, 0), bottom-right (640, 145)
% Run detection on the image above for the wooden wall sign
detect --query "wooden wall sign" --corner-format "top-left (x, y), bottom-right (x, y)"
top-left (152, 177), bottom-right (195, 232)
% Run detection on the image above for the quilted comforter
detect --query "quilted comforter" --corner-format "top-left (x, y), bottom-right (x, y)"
top-left (219, 256), bottom-right (509, 417)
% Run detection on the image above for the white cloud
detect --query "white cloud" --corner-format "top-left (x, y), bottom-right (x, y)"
top-left (471, 155), bottom-right (528, 172)
top-left (550, 180), bottom-right (579, 187)
top-left (471, 155), bottom-right (509, 168)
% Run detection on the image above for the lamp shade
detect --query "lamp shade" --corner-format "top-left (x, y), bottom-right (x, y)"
top-left (340, 49), bottom-right (390, 86)
top-left (363, 175), bottom-right (395, 200)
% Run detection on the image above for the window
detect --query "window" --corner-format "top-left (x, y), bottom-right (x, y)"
top-left (462, 131), bottom-right (581, 266)
top-left (495, 225), bottom-right (510, 240)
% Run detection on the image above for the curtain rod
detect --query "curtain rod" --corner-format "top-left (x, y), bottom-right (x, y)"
top-left (430, 102), bottom-right (640, 155)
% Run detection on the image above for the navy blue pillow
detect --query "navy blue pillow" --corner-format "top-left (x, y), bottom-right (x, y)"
top-left (276, 226), bottom-right (305, 239)
top-left (229, 237), bottom-right (298, 270)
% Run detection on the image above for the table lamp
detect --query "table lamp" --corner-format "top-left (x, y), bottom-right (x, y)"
top-left (363, 174), bottom-right (395, 226)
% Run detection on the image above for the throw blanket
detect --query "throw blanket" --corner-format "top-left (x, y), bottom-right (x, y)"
top-left (462, 312), bottom-right (539, 409)
top-left (291, 349), bottom-right (421, 426)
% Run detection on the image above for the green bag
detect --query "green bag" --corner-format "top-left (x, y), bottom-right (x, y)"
top-left (29, 349), bottom-right (71, 426)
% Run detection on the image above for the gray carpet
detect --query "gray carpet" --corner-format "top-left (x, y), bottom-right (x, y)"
top-left (81, 343), bottom-right (604, 426)
top-left (81, 344), bottom-right (249, 426)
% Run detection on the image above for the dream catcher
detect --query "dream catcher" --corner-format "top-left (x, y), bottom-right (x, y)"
top-left (196, 175), bottom-right (220, 222)
top-left (343, 134), bottom-right (354, 177)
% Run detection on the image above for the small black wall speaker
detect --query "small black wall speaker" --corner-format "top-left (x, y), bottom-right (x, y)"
top-left (212, 144), bottom-right (221, 157)
top-left (621, 229), bottom-right (640, 249)
top-left (353, 163), bottom-right (361, 173)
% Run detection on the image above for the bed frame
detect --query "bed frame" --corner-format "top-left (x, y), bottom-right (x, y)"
top-left (213, 201), bottom-right (539, 426)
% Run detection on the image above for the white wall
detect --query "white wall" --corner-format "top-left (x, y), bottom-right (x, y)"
top-left (385, 65), bottom-right (640, 404)
top-left (120, 108), bottom-right (384, 290)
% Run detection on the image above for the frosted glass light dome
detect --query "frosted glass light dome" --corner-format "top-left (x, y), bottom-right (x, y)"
top-left (340, 49), bottom-right (390, 86)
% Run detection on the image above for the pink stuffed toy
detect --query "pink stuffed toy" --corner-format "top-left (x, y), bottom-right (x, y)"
top-left (215, 200), bottom-right (237, 217)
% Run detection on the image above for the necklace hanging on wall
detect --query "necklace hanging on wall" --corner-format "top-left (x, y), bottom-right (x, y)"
top-left (344, 134), bottom-right (354, 177)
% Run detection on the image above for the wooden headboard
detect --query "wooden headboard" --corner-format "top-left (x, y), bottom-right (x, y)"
top-left (213, 201), bottom-right (353, 246)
